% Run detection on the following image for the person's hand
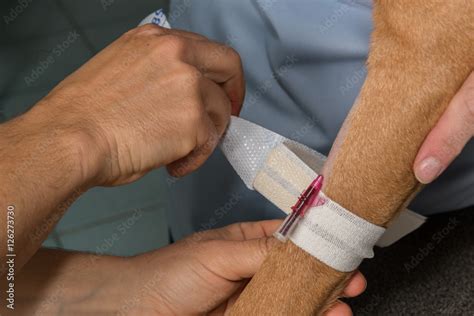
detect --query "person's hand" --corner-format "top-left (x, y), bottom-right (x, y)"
top-left (31, 24), bottom-right (244, 186)
top-left (124, 220), bottom-right (366, 315)
top-left (414, 71), bottom-right (474, 183)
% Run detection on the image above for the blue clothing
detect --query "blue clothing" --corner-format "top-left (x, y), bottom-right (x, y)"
top-left (166, 0), bottom-right (474, 240)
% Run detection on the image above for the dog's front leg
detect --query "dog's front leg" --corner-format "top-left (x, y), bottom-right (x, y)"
top-left (230, 0), bottom-right (473, 315)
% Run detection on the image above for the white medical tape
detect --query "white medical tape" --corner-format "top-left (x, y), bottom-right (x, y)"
top-left (220, 117), bottom-right (426, 271)
top-left (259, 143), bottom-right (385, 271)
top-left (139, 11), bottom-right (426, 269)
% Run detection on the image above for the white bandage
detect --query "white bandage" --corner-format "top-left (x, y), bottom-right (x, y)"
top-left (221, 117), bottom-right (425, 272)
top-left (258, 143), bottom-right (385, 271)
top-left (291, 197), bottom-right (386, 271)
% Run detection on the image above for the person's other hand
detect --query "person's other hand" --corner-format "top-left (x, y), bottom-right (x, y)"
top-left (125, 220), bottom-right (366, 315)
top-left (414, 71), bottom-right (474, 184)
top-left (32, 24), bottom-right (244, 186)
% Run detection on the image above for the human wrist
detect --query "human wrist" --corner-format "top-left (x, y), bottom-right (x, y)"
top-left (113, 254), bottom-right (170, 315)
top-left (79, 256), bottom-right (139, 315)
top-left (18, 97), bottom-right (105, 189)
top-left (13, 251), bottom-right (142, 315)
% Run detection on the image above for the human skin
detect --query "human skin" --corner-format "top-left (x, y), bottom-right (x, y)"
top-left (0, 221), bottom-right (365, 315)
top-left (414, 71), bottom-right (474, 184)
top-left (0, 24), bottom-right (364, 314)
top-left (0, 24), bottom-right (245, 272)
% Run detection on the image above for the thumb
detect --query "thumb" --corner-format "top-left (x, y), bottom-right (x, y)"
top-left (414, 72), bottom-right (474, 184)
top-left (207, 237), bottom-right (279, 281)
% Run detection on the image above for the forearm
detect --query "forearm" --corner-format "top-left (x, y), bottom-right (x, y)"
top-left (0, 249), bottom-right (134, 315)
top-left (0, 100), bottom-right (97, 272)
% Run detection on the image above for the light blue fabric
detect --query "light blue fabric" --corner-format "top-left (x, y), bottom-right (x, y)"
top-left (165, 0), bottom-right (474, 240)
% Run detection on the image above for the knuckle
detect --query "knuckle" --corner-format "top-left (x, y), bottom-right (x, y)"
top-left (136, 23), bottom-right (166, 35)
top-left (121, 29), bottom-right (135, 40)
top-left (155, 34), bottom-right (187, 57)
top-left (174, 64), bottom-right (202, 86)
top-left (134, 24), bottom-right (156, 34)
top-left (125, 24), bottom-right (161, 39)
top-left (191, 31), bottom-right (208, 40)
top-left (227, 46), bottom-right (242, 65)
top-left (183, 30), bottom-right (208, 41)
top-left (215, 45), bottom-right (242, 72)
top-left (167, 65), bottom-right (202, 100)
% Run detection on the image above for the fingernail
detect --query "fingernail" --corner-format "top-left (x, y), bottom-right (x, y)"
top-left (415, 157), bottom-right (444, 184)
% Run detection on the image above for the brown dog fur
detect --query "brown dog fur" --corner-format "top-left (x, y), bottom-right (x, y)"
top-left (229, 0), bottom-right (473, 315)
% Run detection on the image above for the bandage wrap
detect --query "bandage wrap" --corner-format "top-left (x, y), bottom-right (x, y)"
top-left (257, 143), bottom-right (385, 271)
top-left (221, 117), bottom-right (423, 272)
top-left (292, 197), bottom-right (385, 271)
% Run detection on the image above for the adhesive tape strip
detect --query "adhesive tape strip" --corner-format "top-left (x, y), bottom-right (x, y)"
top-left (258, 143), bottom-right (385, 271)
top-left (221, 116), bottom-right (426, 250)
